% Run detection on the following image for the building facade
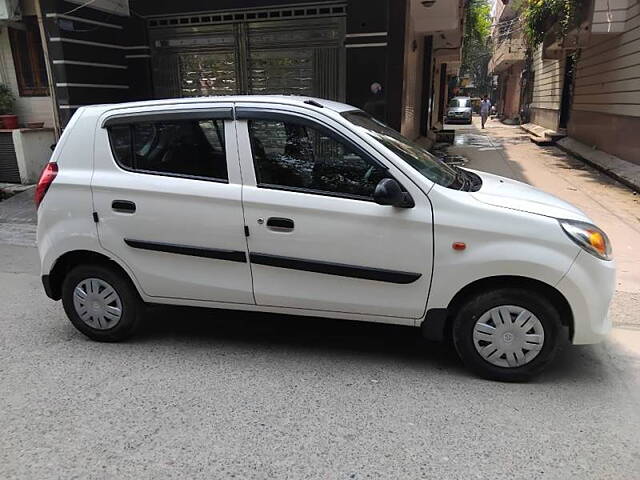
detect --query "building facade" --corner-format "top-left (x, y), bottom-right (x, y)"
top-left (490, 0), bottom-right (640, 167)
top-left (569, 0), bottom-right (640, 164)
top-left (489, 0), bottom-right (526, 122)
top-left (29, 0), bottom-right (462, 134)
top-left (0, 0), bottom-right (463, 183)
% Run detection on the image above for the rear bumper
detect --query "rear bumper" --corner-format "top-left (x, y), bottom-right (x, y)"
top-left (556, 251), bottom-right (616, 344)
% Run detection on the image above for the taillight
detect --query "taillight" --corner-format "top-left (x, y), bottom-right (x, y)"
top-left (35, 162), bottom-right (58, 208)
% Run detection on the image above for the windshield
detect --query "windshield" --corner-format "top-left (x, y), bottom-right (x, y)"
top-left (341, 110), bottom-right (460, 188)
top-left (450, 98), bottom-right (470, 108)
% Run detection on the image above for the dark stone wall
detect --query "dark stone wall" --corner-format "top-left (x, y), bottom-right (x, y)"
top-left (42, 0), bottom-right (404, 128)
top-left (569, 110), bottom-right (640, 166)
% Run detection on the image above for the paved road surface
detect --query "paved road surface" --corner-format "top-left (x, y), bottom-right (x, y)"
top-left (0, 121), bottom-right (639, 479)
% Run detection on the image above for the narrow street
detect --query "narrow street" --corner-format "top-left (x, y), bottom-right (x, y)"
top-left (445, 116), bottom-right (640, 331)
top-left (0, 123), bottom-right (640, 478)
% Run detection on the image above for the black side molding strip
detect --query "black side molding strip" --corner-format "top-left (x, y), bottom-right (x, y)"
top-left (249, 253), bottom-right (421, 284)
top-left (124, 239), bottom-right (247, 263)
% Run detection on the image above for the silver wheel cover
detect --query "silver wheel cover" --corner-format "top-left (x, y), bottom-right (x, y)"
top-left (73, 278), bottom-right (123, 330)
top-left (473, 305), bottom-right (545, 368)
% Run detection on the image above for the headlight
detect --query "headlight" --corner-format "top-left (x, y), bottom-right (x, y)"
top-left (559, 219), bottom-right (612, 261)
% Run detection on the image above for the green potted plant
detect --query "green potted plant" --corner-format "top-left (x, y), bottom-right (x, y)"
top-left (0, 84), bottom-right (17, 129)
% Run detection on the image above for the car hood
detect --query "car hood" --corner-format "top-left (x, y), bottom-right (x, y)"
top-left (469, 169), bottom-right (590, 221)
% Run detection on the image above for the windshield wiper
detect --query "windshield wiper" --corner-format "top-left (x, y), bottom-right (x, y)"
top-left (453, 166), bottom-right (470, 191)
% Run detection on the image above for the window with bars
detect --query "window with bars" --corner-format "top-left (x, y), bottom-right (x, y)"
top-left (8, 16), bottom-right (49, 97)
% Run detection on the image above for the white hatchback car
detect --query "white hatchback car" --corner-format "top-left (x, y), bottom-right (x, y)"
top-left (36, 96), bottom-right (615, 381)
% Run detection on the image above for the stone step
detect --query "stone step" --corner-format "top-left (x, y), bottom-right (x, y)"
top-left (529, 135), bottom-right (554, 146)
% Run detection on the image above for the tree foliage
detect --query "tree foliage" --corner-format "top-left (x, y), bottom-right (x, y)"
top-left (0, 84), bottom-right (15, 115)
top-left (522, 0), bottom-right (587, 46)
top-left (460, 0), bottom-right (492, 96)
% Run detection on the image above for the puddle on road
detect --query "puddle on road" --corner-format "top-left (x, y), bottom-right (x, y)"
top-left (453, 132), bottom-right (529, 148)
top-left (454, 133), bottom-right (495, 147)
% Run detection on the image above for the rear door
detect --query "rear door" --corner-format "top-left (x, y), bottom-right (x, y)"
top-left (92, 105), bottom-right (254, 304)
top-left (235, 105), bottom-right (433, 320)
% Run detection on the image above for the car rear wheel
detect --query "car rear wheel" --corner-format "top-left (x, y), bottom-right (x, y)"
top-left (452, 288), bottom-right (565, 382)
top-left (62, 264), bottom-right (142, 342)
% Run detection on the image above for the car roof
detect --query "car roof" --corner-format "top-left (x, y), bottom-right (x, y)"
top-left (79, 95), bottom-right (357, 116)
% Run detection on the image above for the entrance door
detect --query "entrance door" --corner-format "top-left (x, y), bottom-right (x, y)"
top-left (149, 15), bottom-right (345, 100)
top-left (235, 107), bottom-right (433, 320)
top-left (559, 54), bottom-right (575, 129)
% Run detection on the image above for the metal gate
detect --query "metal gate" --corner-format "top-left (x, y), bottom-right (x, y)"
top-left (147, 3), bottom-right (346, 101)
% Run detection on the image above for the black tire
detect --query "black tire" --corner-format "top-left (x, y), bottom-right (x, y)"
top-left (452, 288), bottom-right (565, 382)
top-left (62, 263), bottom-right (142, 342)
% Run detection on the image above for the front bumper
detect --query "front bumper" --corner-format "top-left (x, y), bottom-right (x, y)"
top-left (556, 250), bottom-right (616, 344)
top-left (446, 115), bottom-right (471, 123)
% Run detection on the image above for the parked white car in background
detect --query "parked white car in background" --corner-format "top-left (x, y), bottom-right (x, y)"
top-left (35, 96), bottom-right (615, 381)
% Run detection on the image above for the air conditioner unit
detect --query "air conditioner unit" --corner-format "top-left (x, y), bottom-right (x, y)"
top-left (0, 0), bottom-right (21, 22)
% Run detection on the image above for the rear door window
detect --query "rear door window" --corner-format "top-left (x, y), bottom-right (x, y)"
top-left (107, 119), bottom-right (228, 181)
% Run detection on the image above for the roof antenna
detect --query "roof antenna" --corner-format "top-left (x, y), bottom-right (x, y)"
top-left (304, 99), bottom-right (324, 108)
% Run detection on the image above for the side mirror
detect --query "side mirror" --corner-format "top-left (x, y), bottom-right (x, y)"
top-left (373, 178), bottom-right (415, 208)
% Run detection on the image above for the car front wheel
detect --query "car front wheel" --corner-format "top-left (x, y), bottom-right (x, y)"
top-left (452, 288), bottom-right (565, 381)
top-left (61, 264), bottom-right (142, 342)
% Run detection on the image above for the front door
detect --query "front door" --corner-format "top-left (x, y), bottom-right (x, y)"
top-left (236, 106), bottom-right (433, 320)
top-left (92, 106), bottom-right (254, 304)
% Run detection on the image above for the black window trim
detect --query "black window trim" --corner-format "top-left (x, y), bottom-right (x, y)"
top-left (105, 114), bottom-right (231, 184)
top-left (102, 108), bottom-right (234, 128)
top-left (257, 183), bottom-right (376, 203)
top-left (238, 107), bottom-right (407, 201)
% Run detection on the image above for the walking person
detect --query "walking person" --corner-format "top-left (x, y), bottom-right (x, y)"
top-left (480, 95), bottom-right (491, 129)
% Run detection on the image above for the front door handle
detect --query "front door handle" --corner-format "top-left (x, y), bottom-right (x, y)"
top-left (266, 217), bottom-right (294, 231)
top-left (112, 200), bottom-right (136, 214)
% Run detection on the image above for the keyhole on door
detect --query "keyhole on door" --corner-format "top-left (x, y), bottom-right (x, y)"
top-left (257, 218), bottom-right (264, 225)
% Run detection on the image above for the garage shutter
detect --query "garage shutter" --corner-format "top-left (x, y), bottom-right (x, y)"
top-left (0, 133), bottom-right (21, 183)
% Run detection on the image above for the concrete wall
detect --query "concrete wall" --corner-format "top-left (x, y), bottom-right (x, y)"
top-left (430, 62), bottom-right (444, 130)
top-left (0, 28), bottom-right (55, 128)
top-left (498, 63), bottom-right (523, 120)
top-left (530, 46), bottom-right (564, 131)
top-left (592, 0), bottom-right (636, 34)
top-left (13, 128), bottom-right (55, 183)
top-left (569, 0), bottom-right (640, 164)
top-left (400, 4), bottom-right (425, 140)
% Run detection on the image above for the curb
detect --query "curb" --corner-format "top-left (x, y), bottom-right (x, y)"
top-left (554, 138), bottom-right (640, 194)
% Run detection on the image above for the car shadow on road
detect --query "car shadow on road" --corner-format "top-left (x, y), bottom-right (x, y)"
top-left (139, 305), bottom-right (461, 369)
top-left (126, 305), bottom-right (610, 384)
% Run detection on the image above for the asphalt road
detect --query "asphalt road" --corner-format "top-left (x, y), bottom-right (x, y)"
top-left (1, 121), bottom-right (639, 478)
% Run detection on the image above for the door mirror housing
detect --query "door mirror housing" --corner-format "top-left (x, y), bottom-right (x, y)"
top-left (373, 178), bottom-right (414, 208)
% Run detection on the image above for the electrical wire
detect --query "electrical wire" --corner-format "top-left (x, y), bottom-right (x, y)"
top-left (60, 0), bottom-right (101, 16)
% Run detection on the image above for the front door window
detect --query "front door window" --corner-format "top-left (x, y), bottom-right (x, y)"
top-left (247, 119), bottom-right (390, 199)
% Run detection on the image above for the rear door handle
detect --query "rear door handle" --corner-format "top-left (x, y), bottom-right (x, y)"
top-left (266, 217), bottom-right (294, 231)
top-left (112, 200), bottom-right (136, 214)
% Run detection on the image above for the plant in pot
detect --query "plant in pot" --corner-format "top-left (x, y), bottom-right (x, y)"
top-left (0, 84), bottom-right (17, 129)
